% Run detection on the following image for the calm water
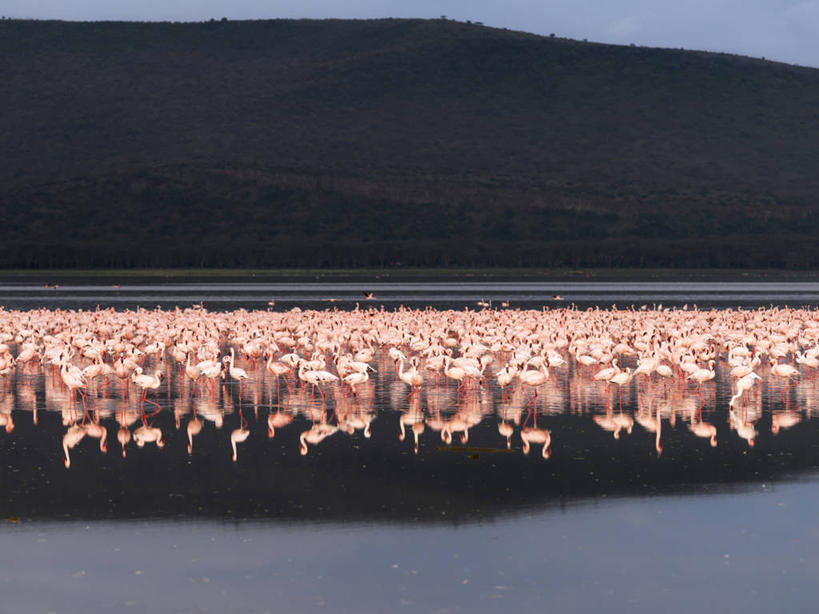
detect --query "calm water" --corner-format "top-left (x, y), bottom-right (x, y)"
top-left (2, 279), bottom-right (819, 613)
top-left (5, 279), bottom-right (819, 310)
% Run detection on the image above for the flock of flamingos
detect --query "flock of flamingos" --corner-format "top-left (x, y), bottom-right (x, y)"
top-left (0, 303), bottom-right (816, 468)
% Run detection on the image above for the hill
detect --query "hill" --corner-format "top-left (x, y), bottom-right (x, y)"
top-left (1, 18), bottom-right (818, 268)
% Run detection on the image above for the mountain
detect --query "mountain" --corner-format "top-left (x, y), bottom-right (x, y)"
top-left (1, 18), bottom-right (818, 268)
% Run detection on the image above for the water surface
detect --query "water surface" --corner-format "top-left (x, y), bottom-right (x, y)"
top-left (2, 279), bottom-right (818, 612)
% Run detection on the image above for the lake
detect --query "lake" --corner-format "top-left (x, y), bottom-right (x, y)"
top-left (1, 277), bottom-right (818, 613)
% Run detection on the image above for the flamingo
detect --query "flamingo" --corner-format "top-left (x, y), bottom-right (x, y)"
top-left (729, 372), bottom-right (761, 408)
top-left (398, 356), bottom-right (424, 393)
top-left (518, 359), bottom-right (549, 404)
top-left (132, 367), bottom-right (163, 409)
top-left (225, 347), bottom-right (250, 393)
top-left (443, 355), bottom-right (468, 389)
top-left (607, 367), bottom-right (633, 407)
top-left (298, 359), bottom-right (339, 400)
top-left (687, 360), bottom-right (716, 393)
top-left (60, 355), bottom-right (87, 406)
top-left (343, 369), bottom-right (370, 395)
top-left (264, 350), bottom-right (291, 393)
top-left (593, 359), bottom-right (619, 382)
top-left (184, 353), bottom-right (202, 390)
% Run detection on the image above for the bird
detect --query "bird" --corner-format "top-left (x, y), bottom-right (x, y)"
top-left (198, 359), bottom-right (223, 394)
top-left (729, 372), bottom-right (761, 408)
top-left (593, 359), bottom-right (620, 382)
top-left (607, 367), bottom-right (633, 406)
top-left (132, 367), bottom-right (163, 409)
top-left (225, 347), bottom-right (250, 393)
top-left (264, 350), bottom-right (291, 392)
top-left (442, 355), bottom-right (468, 388)
top-left (59, 355), bottom-right (87, 405)
top-left (518, 360), bottom-right (549, 403)
top-left (398, 356), bottom-right (424, 392)
top-left (343, 369), bottom-right (370, 396)
top-left (184, 353), bottom-right (202, 389)
top-left (687, 360), bottom-right (716, 392)
top-left (298, 359), bottom-right (339, 400)
top-left (770, 360), bottom-right (799, 379)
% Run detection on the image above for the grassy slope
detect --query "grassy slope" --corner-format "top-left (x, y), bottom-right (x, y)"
top-left (1, 18), bottom-right (818, 267)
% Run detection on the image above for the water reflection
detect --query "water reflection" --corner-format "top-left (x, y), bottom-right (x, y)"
top-left (6, 479), bottom-right (819, 614)
top-left (2, 304), bottom-right (819, 520)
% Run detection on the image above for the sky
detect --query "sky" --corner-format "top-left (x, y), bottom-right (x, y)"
top-left (4, 0), bottom-right (819, 68)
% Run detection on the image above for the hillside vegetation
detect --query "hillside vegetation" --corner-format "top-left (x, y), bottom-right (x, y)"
top-left (1, 18), bottom-right (818, 268)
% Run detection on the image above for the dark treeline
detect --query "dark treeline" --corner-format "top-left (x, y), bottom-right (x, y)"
top-left (3, 236), bottom-right (817, 269)
top-left (1, 19), bottom-right (818, 269)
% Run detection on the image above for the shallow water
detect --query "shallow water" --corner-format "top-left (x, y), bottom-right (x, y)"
top-left (3, 481), bottom-right (819, 613)
top-left (4, 279), bottom-right (819, 311)
top-left (2, 279), bottom-right (819, 612)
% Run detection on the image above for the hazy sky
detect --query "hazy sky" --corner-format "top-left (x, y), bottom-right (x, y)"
top-left (5, 0), bottom-right (819, 68)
